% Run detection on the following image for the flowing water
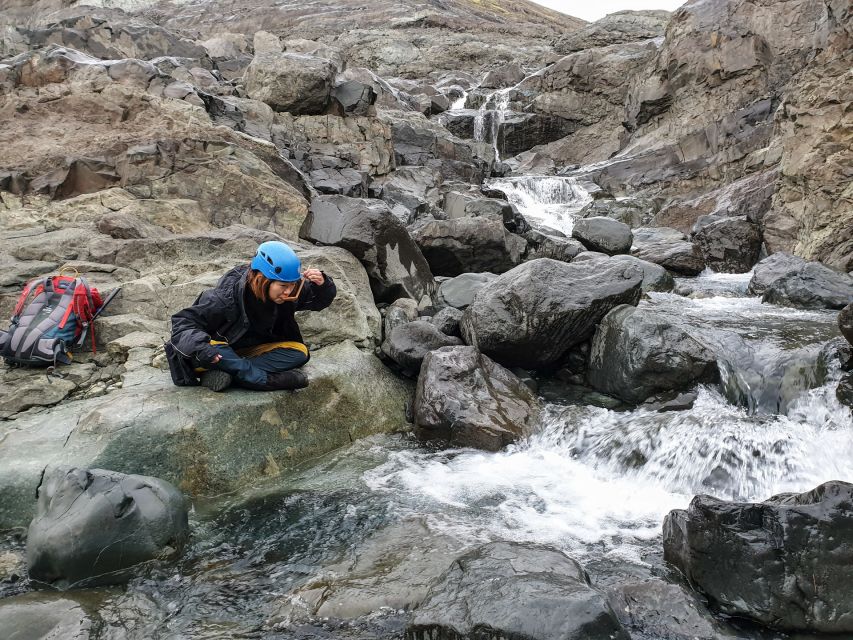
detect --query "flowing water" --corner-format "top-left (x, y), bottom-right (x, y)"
top-left (486, 175), bottom-right (593, 235)
top-left (3, 178), bottom-right (850, 639)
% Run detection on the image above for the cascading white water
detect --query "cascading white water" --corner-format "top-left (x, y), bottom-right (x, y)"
top-left (363, 285), bottom-right (853, 562)
top-left (487, 175), bottom-right (593, 235)
top-left (449, 92), bottom-right (467, 110)
top-left (472, 88), bottom-right (512, 162)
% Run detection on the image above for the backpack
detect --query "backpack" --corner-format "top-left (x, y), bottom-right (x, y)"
top-left (1, 274), bottom-right (105, 367)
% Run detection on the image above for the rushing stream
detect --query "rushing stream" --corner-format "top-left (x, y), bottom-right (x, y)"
top-left (3, 178), bottom-right (850, 639)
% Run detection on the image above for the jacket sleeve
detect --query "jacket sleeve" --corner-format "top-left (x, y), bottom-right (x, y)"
top-left (296, 273), bottom-right (337, 312)
top-left (170, 289), bottom-right (229, 361)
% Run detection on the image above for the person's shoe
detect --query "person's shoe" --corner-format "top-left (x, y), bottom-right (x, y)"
top-left (200, 370), bottom-right (233, 392)
top-left (239, 370), bottom-right (309, 391)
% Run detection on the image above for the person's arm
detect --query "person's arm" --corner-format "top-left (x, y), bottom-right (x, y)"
top-left (296, 271), bottom-right (337, 312)
top-left (170, 289), bottom-right (228, 364)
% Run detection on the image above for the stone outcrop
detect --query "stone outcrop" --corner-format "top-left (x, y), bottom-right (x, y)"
top-left (435, 272), bottom-right (497, 309)
top-left (664, 481), bottom-right (853, 633)
top-left (761, 262), bottom-right (853, 310)
top-left (747, 252), bottom-right (808, 296)
top-left (414, 346), bottom-right (541, 451)
top-left (552, 10), bottom-right (670, 54)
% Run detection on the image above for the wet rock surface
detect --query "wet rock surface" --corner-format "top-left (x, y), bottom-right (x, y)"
top-left (630, 227), bottom-right (705, 275)
top-left (414, 346), bottom-right (541, 451)
top-left (300, 195), bottom-right (435, 303)
top-left (692, 216), bottom-right (762, 273)
top-left (572, 216), bottom-right (633, 255)
top-left (411, 217), bottom-right (527, 277)
top-left (380, 320), bottom-right (463, 375)
top-left (588, 305), bottom-right (719, 404)
top-left (461, 258), bottom-right (643, 369)
top-left (664, 481), bottom-right (853, 633)
top-left (27, 467), bottom-right (189, 589)
top-left (408, 541), bottom-right (629, 640)
top-left (435, 272), bottom-right (497, 309)
top-left (761, 261), bottom-right (853, 310)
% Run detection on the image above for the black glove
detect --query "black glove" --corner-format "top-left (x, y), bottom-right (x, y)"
top-left (195, 344), bottom-right (222, 367)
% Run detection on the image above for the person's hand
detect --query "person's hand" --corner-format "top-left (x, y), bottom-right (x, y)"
top-left (197, 345), bottom-right (222, 366)
top-left (303, 268), bottom-right (325, 285)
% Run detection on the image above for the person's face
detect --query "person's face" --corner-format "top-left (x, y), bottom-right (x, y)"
top-left (269, 279), bottom-right (303, 304)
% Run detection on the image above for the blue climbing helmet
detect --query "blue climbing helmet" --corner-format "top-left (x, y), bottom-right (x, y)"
top-left (251, 241), bottom-right (302, 282)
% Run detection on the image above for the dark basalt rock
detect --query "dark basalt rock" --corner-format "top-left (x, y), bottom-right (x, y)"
top-left (330, 80), bottom-right (377, 116)
top-left (747, 252), bottom-right (808, 296)
top-left (436, 272), bottom-right (497, 309)
top-left (588, 305), bottom-right (719, 403)
top-left (762, 261), bottom-right (853, 310)
top-left (692, 216), bottom-right (762, 273)
top-left (572, 216), bottom-right (633, 255)
top-left (300, 195), bottom-right (435, 303)
top-left (414, 346), bottom-right (541, 451)
top-left (429, 307), bottom-right (463, 337)
top-left (408, 541), bottom-right (628, 640)
top-left (461, 258), bottom-right (643, 369)
top-left (380, 320), bottom-right (462, 374)
top-left (27, 467), bottom-right (188, 589)
top-left (664, 481), bottom-right (853, 633)
top-left (631, 226), bottom-right (705, 275)
top-left (411, 217), bottom-right (527, 277)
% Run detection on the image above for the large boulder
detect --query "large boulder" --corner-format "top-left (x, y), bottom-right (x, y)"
top-left (0, 341), bottom-right (412, 529)
top-left (588, 305), bottom-right (719, 403)
top-left (27, 467), bottom-right (188, 588)
top-left (300, 195), bottom-right (435, 304)
top-left (747, 252), bottom-right (808, 296)
top-left (414, 346), bottom-right (541, 451)
top-left (631, 227), bottom-right (705, 275)
top-left (664, 481), bottom-right (853, 633)
top-left (411, 217), bottom-right (527, 277)
top-left (840, 303), bottom-right (853, 346)
top-left (245, 52), bottom-right (337, 115)
top-left (761, 261), bottom-right (853, 310)
top-left (692, 216), bottom-right (762, 273)
top-left (409, 541), bottom-right (628, 640)
top-left (572, 216), bottom-right (633, 255)
top-left (380, 320), bottom-right (462, 374)
top-left (461, 258), bottom-right (643, 369)
top-left (436, 272), bottom-right (498, 309)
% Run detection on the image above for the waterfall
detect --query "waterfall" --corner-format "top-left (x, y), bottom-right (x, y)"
top-left (487, 175), bottom-right (593, 235)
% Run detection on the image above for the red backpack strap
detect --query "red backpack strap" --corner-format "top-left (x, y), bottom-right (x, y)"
top-left (13, 277), bottom-right (47, 319)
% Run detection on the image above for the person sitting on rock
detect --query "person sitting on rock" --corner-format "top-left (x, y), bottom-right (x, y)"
top-left (167, 240), bottom-right (336, 392)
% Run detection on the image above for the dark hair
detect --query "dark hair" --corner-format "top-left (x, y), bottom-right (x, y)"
top-left (246, 267), bottom-right (272, 303)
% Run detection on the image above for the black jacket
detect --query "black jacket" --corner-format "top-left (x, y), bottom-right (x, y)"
top-left (165, 264), bottom-right (336, 385)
